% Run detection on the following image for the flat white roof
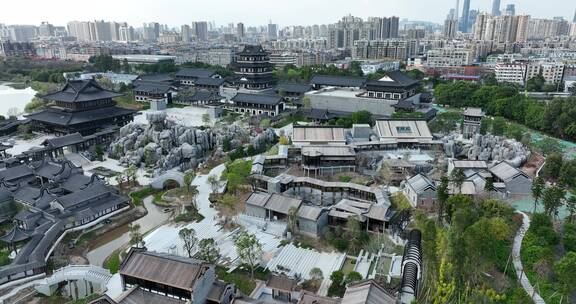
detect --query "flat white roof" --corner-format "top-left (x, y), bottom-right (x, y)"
top-left (374, 120), bottom-right (432, 140)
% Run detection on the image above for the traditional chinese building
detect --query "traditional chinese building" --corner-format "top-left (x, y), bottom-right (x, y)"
top-left (230, 45), bottom-right (274, 90)
top-left (26, 80), bottom-right (136, 135)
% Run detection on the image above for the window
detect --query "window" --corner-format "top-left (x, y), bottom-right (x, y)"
top-left (396, 126), bottom-right (412, 133)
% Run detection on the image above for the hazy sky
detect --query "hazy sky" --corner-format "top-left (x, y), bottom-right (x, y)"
top-left (2, 0), bottom-right (574, 27)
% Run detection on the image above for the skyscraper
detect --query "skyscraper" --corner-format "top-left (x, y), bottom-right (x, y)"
top-left (236, 22), bottom-right (245, 39)
top-left (492, 0), bottom-right (501, 16)
top-left (505, 4), bottom-right (515, 16)
top-left (573, 9), bottom-right (576, 22)
top-left (460, 0), bottom-right (471, 32)
top-left (454, 0), bottom-right (460, 21)
top-left (267, 23), bottom-right (278, 40)
top-left (444, 19), bottom-right (458, 38)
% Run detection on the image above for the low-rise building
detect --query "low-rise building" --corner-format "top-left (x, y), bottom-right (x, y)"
top-left (402, 174), bottom-right (437, 210)
top-left (363, 71), bottom-right (420, 101)
top-left (292, 126), bottom-right (349, 146)
top-left (175, 68), bottom-right (220, 86)
top-left (118, 248), bottom-right (235, 304)
top-left (229, 93), bottom-right (284, 117)
top-left (295, 205), bottom-right (328, 237)
top-left (373, 120), bottom-right (434, 149)
top-left (301, 145), bottom-right (356, 176)
top-left (488, 161), bottom-right (532, 196)
top-left (244, 192), bottom-right (303, 220)
top-left (426, 48), bottom-right (473, 68)
top-left (495, 62), bottom-right (526, 85)
top-left (0, 159), bottom-right (130, 285)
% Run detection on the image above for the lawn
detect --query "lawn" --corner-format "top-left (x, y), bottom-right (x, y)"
top-left (391, 192), bottom-right (412, 211)
top-left (341, 257), bottom-right (356, 275)
top-left (0, 249), bottom-right (11, 266)
top-left (215, 265), bottom-right (269, 295)
top-left (129, 187), bottom-right (153, 206)
top-left (104, 250), bottom-right (121, 274)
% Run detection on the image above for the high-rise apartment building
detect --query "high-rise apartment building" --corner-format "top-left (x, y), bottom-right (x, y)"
top-left (8, 25), bottom-right (37, 42)
top-left (118, 23), bottom-right (134, 42)
top-left (181, 24), bottom-right (191, 42)
top-left (473, 14), bottom-right (530, 43)
top-left (193, 21), bottom-right (208, 41)
top-left (39, 22), bottom-right (54, 37)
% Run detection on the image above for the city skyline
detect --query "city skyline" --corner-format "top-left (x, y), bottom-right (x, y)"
top-left (1, 0), bottom-right (574, 27)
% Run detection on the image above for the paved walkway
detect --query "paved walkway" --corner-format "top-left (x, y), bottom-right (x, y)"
top-left (513, 212), bottom-right (545, 304)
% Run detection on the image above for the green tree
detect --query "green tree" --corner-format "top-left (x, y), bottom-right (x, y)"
top-left (569, 83), bottom-right (576, 96)
top-left (302, 96), bottom-right (311, 109)
top-left (345, 217), bottom-right (363, 254)
top-left (559, 159), bottom-right (576, 188)
top-left (207, 174), bottom-right (220, 195)
top-left (566, 196), bottom-right (576, 224)
top-left (484, 177), bottom-right (495, 192)
top-left (124, 165), bottom-right (137, 186)
top-left (542, 186), bottom-right (565, 218)
top-left (491, 117), bottom-right (507, 136)
top-left (197, 238), bottom-right (220, 263)
top-left (542, 153), bottom-right (563, 181)
top-left (345, 271), bottom-right (363, 284)
top-left (531, 176), bottom-right (545, 213)
top-left (437, 176), bottom-right (450, 224)
top-left (526, 74), bottom-right (545, 92)
top-left (184, 170), bottom-right (195, 193)
top-left (479, 118), bottom-right (491, 135)
top-left (350, 110), bottom-right (374, 126)
top-left (309, 267), bottom-right (323, 280)
top-left (179, 228), bottom-right (198, 258)
top-left (483, 73), bottom-right (498, 86)
top-left (129, 223), bottom-right (143, 247)
top-left (450, 169), bottom-right (466, 194)
top-left (328, 270), bottom-right (346, 297)
top-left (234, 230), bottom-right (263, 279)
top-left (555, 252), bottom-right (576, 293)
top-left (122, 58), bottom-right (131, 73)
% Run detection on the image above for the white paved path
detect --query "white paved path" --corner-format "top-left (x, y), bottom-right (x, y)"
top-left (513, 212), bottom-right (545, 304)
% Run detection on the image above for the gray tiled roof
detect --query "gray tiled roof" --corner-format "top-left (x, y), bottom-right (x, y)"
top-left (194, 77), bottom-right (226, 86)
top-left (41, 80), bottom-right (122, 103)
top-left (406, 174), bottom-right (436, 193)
top-left (175, 68), bottom-right (217, 78)
top-left (275, 83), bottom-right (312, 93)
top-left (26, 106), bottom-right (136, 126)
top-left (232, 93), bottom-right (282, 105)
top-left (310, 75), bottom-right (366, 87)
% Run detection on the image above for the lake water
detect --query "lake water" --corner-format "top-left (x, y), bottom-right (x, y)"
top-left (0, 83), bottom-right (37, 117)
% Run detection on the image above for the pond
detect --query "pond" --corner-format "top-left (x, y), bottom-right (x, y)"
top-left (0, 83), bottom-right (36, 117)
top-left (86, 196), bottom-right (171, 266)
top-left (510, 192), bottom-right (575, 219)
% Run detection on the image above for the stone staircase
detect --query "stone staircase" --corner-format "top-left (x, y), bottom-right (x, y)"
top-left (35, 265), bottom-right (112, 297)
